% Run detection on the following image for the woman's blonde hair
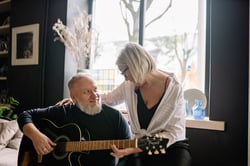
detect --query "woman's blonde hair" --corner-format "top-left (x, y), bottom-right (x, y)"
top-left (116, 42), bottom-right (156, 83)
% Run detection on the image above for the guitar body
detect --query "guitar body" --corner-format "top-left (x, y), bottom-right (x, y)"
top-left (18, 119), bottom-right (84, 166)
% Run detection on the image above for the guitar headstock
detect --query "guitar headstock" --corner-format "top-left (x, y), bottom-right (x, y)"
top-left (137, 136), bottom-right (169, 155)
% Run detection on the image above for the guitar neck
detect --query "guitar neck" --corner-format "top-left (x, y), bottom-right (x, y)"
top-left (63, 139), bottom-right (138, 152)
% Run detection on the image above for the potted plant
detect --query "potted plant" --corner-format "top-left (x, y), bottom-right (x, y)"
top-left (0, 96), bottom-right (19, 120)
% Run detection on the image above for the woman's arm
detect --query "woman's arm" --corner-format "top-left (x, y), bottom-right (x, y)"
top-left (110, 145), bottom-right (142, 158)
top-left (54, 98), bottom-right (73, 106)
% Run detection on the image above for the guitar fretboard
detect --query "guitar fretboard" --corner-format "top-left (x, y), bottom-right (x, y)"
top-left (63, 139), bottom-right (138, 152)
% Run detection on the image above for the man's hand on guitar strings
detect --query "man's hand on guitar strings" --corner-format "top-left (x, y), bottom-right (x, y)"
top-left (32, 132), bottom-right (56, 155)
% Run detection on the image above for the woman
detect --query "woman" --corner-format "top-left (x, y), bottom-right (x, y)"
top-left (102, 42), bottom-right (191, 166)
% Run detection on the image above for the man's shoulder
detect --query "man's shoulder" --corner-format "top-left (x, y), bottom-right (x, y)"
top-left (53, 103), bottom-right (79, 114)
top-left (102, 104), bottom-right (121, 114)
top-left (61, 103), bottom-right (76, 109)
top-left (102, 103), bottom-right (117, 110)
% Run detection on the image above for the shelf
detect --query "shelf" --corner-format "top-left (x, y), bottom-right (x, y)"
top-left (0, 76), bottom-right (7, 80)
top-left (186, 117), bottom-right (225, 131)
top-left (0, 50), bottom-right (8, 56)
top-left (0, 0), bottom-right (11, 13)
top-left (121, 111), bottom-right (225, 131)
top-left (0, 24), bottom-right (9, 34)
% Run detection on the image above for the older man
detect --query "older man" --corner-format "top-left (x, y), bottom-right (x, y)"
top-left (17, 74), bottom-right (131, 166)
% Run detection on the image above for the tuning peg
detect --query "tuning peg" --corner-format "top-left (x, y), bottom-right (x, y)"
top-left (148, 150), bottom-right (152, 155)
top-left (154, 134), bottom-right (164, 139)
top-left (154, 149), bottom-right (159, 155)
top-left (160, 148), bottom-right (166, 154)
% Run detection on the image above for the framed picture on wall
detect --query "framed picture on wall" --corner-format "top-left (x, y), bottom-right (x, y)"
top-left (11, 23), bottom-right (39, 66)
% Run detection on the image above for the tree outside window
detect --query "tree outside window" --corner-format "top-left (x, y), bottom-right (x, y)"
top-left (90, 0), bottom-right (206, 96)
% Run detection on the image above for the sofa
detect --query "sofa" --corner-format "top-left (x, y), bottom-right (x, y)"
top-left (0, 118), bottom-right (23, 166)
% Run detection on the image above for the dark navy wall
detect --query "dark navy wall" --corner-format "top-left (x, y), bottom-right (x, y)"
top-left (8, 0), bottom-right (67, 111)
top-left (186, 0), bottom-right (249, 165)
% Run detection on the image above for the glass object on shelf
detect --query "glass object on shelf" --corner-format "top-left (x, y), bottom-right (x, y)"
top-left (191, 99), bottom-right (205, 120)
top-left (0, 39), bottom-right (8, 51)
top-left (0, 64), bottom-right (7, 76)
top-left (185, 99), bottom-right (189, 117)
top-left (2, 16), bottom-right (10, 26)
top-left (184, 88), bottom-right (207, 113)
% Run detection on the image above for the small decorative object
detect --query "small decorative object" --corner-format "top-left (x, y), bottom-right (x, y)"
top-left (191, 99), bottom-right (205, 120)
top-left (184, 88), bottom-right (207, 111)
top-left (0, 64), bottom-right (7, 76)
top-left (52, 10), bottom-right (92, 71)
top-left (2, 16), bottom-right (10, 26)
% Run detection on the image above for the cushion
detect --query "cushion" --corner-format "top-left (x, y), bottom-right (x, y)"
top-left (7, 129), bottom-right (23, 149)
top-left (7, 137), bottom-right (22, 150)
top-left (0, 147), bottom-right (19, 166)
top-left (0, 120), bottom-right (19, 150)
top-left (0, 118), bottom-right (9, 124)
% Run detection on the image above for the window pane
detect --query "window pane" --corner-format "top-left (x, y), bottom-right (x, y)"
top-left (91, 0), bottom-right (141, 93)
top-left (91, 0), bottom-right (206, 107)
top-left (144, 0), bottom-right (206, 92)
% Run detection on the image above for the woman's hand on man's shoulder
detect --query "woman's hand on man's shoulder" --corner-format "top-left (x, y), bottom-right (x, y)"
top-left (55, 98), bottom-right (73, 106)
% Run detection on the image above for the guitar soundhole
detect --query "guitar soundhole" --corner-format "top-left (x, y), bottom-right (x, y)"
top-left (53, 135), bottom-right (70, 160)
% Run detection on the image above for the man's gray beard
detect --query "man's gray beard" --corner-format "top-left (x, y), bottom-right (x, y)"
top-left (78, 103), bottom-right (102, 115)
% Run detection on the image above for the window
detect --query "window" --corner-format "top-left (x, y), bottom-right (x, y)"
top-left (90, 0), bottom-right (206, 111)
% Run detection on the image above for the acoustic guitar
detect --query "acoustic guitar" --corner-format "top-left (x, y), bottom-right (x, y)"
top-left (18, 118), bottom-right (168, 166)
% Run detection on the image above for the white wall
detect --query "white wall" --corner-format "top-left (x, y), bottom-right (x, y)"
top-left (63, 0), bottom-right (89, 98)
